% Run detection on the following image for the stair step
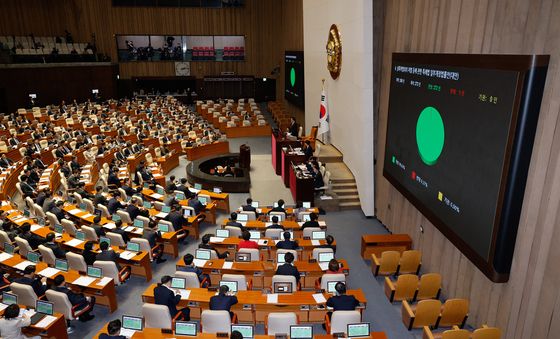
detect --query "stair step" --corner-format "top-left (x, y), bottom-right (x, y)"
top-left (338, 195), bottom-right (360, 203)
top-left (318, 155), bottom-right (344, 163)
top-left (332, 188), bottom-right (358, 196)
top-left (331, 183), bottom-right (357, 190)
top-left (339, 202), bottom-right (362, 210)
top-left (330, 178), bottom-right (355, 184)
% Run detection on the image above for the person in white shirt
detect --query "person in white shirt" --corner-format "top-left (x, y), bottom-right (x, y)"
top-left (0, 304), bottom-right (40, 339)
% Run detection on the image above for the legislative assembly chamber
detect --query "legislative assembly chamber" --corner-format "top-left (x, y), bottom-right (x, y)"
top-left (1, 1), bottom-right (560, 338)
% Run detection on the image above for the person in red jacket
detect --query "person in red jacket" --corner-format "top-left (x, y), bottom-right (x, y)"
top-left (238, 230), bottom-right (259, 249)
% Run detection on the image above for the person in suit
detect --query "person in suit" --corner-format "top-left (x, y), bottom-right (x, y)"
top-left (288, 117), bottom-right (299, 137)
top-left (70, 156), bottom-right (81, 172)
top-left (97, 241), bottom-right (121, 270)
top-left (268, 199), bottom-right (286, 214)
top-left (0, 153), bottom-right (13, 168)
top-left (313, 165), bottom-right (325, 189)
top-left (93, 186), bottom-right (108, 206)
top-left (326, 258), bottom-right (344, 274)
top-left (209, 284), bottom-right (238, 319)
top-left (43, 232), bottom-right (66, 259)
top-left (107, 169), bottom-right (121, 187)
top-left (14, 265), bottom-right (47, 298)
top-left (242, 198), bottom-right (258, 215)
top-left (42, 192), bottom-right (55, 213)
top-left (317, 235), bottom-right (337, 254)
top-left (176, 178), bottom-right (195, 199)
top-left (111, 220), bottom-right (129, 243)
top-left (177, 253), bottom-right (209, 287)
top-left (275, 252), bottom-right (300, 283)
top-left (121, 178), bottom-right (140, 197)
top-left (75, 183), bottom-right (93, 200)
top-left (19, 223), bottom-right (46, 250)
top-left (163, 189), bottom-right (178, 206)
top-left (0, 303), bottom-right (41, 339)
top-left (98, 319), bottom-right (127, 339)
top-left (188, 194), bottom-right (206, 215)
top-left (199, 234), bottom-right (229, 259)
top-left (126, 198), bottom-right (149, 220)
top-left (276, 231), bottom-right (298, 250)
top-left (153, 275), bottom-right (190, 320)
top-left (143, 221), bottom-right (165, 263)
top-left (82, 241), bottom-right (98, 266)
top-left (90, 215), bottom-right (106, 238)
top-left (19, 175), bottom-right (36, 198)
top-left (166, 175), bottom-right (177, 192)
top-left (34, 188), bottom-right (48, 208)
top-left (107, 191), bottom-right (125, 215)
top-left (267, 216), bottom-right (284, 230)
top-left (226, 212), bottom-right (246, 232)
top-left (301, 212), bottom-right (320, 229)
top-left (165, 204), bottom-right (188, 234)
top-left (325, 282), bottom-right (359, 319)
top-left (50, 201), bottom-right (67, 221)
top-left (51, 274), bottom-right (96, 322)
top-left (33, 156), bottom-right (46, 170)
top-left (238, 231), bottom-right (258, 249)
top-left (303, 140), bottom-right (314, 159)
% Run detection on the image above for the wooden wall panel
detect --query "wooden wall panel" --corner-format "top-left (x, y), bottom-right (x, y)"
top-left (374, 0), bottom-right (560, 338)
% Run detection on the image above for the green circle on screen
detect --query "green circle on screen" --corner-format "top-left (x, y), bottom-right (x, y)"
top-left (416, 106), bottom-right (445, 166)
top-left (290, 67), bottom-right (296, 87)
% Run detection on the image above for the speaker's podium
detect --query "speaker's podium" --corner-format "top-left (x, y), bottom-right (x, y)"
top-left (271, 130), bottom-right (300, 175)
top-left (239, 144), bottom-right (251, 169)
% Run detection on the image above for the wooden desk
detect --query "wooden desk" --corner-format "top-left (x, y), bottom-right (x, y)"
top-left (290, 164), bottom-right (315, 204)
top-left (225, 124), bottom-right (272, 138)
top-left (360, 234), bottom-right (413, 259)
top-left (0, 252), bottom-right (118, 313)
top-left (271, 133), bottom-right (300, 175)
top-left (0, 160), bottom-right (26, 200)
top-left (175, 258), bottom-right (349, 290)
top-left (94, 327), bottom-right (386, 339)
top-left (142, 285), bottom-right (365, 323)
top-left (185, 141), bottom-right (230, 161)
top-left (157, 151), bottom-right (180, 175)
top-left (96, 149), bottom-right (117, 168)
top-left (142, 188), bottom-right (218, 226)
top-left (0, 305), bottom-right (69, 339)
top-left (127, 150), bottom-right (148, 174)
top-left (282, 149), bottom-right (307, 187)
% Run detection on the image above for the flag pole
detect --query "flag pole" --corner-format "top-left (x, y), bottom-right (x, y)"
top-left (321, 79), bottom-right (325, 144)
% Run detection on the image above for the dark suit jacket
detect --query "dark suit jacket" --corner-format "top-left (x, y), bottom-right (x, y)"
top-left (267, 224), bottom-right (285, 230)
top-left (82, 250), bottom-right (97, 266)
top-left (289, 122), bottom-right (299, 137)
top-left (53, 286), bottom-right (88, 307)
top-left (43, 242), bottom-right (66, 259)
top-left (154, 285), bottom-right (181, 317)
top-left (21, 232), bottom-right (45, 249)
top-left (326, 295), bottom-right (359, 311)
top-left (108, 198), bottom-right (125, 215)
top-left (126, 204), bottom-right (142, 220)
top-left (94, 193), bottom-right (108, 206)
top-left (108, 173), bottom-right (121, 187)
top-left (14, 276), bottom-right (46, 297)
top-left (98, 334), bottom-right (126, 339)
top-left (209, 294), bottom-right (238, 311)
top-left (91, 224), bottom-right (106, 237)
top-left (301, 220), bottom-right (320, 229)
top-left (188, 199), bottom-right (205, 215)
top-left (275, 263), bottom-right (301, 283)
top-left (276, 240), bottom-right (299, 250)
top-left (268, 207), bottom-right (286, 214)
top-left (96, 249), bottom-right (121, 270)
top-left (242, 205), bottom-right (257, 213)
top-left (166, 211), bottom-right (187, 232)
top-left (112, 228), bottom-right (129, 243)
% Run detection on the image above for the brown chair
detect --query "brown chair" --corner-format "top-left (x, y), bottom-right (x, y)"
top-left (415, 273), bottom-right (442, 301)
top-left (423, 326), bottom-right (470, 339)
top-left (372, 251), bottom-right (400, 276)
top-left (472, 325), bottom-right (501, 339)
top-left (398, 250), bottom-right (422, 274)
top-left (437, 298), bottom-right (469, 328)
top-left (402, 299), bottom-right (441, 330)
top-left (301, 126), bottom-right (318, 148)
top-left (385, 274), bottom-right (418, 302)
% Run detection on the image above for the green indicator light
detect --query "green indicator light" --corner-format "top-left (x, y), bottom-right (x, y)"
top-left (416, 106), bottom-right (445, 166)
top-left (392, 156), bottom-right (396, 164)
top-left (290, 67), bottom-right (296, 87)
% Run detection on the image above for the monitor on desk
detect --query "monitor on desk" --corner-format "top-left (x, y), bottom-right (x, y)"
top-left (2, 292), bottom-right (17, 305)
top-left (133, 219), bottom-right (144, 228)
top-left (171, 277), bottom-right (186, 289)
top-left (219, 280), bottom-right (238, 293)
top-left (302, 214), bottom-right (311, 222)
top-left (143, 183), bottom-right (150, 189)
top-left (231, 325), bottom-right (254, 338)
top-left (347, 323), bottom-right (370, 338)
top-left (112, 214), bottom-right (121, 222)
top-left (249, 231), bottom-right (261, 240)
top-left (195, 249), bottom-right (211, 260)
top-left (75, 230), bottom-right (85, 241)
top-left (55, 259), bottom-right (68, 271)
top-left (54, 224), bottom-right (63, 234)
top-left (198, 196), bottom-right (208, 205)
top-left (273, 202), bottom-right (279, 208)
top-left (312, 231), bottom-right (326, 240)
top-left (237, 213), bottom-right (248, 222)
top-left (162, 206), bottom-right (171, 213)
top-left (251, 201), bottom-right (259, 208)
top-left (122, 315), bottom-right (144, 331)
top-left (99, 236), bottom-right (111, 246)
top-left (87, 266), bottom-right (102, 279)
top-left (143, 201), bottom-right (152, 209)
top-left (213, 187), bottom-right (222, 194)
top-left (216, 229), bottom-right (229, 238)
top-left (273, 282), bottom-right (293, 294)
top-left (79, 202), bottom-right (87, 211)
top-left (277, 252), bottom-right (287, 264)
top-left (37, 217), bottom-right (45, 226)
top-left (290, 325), bottom-right (313, 339)
top-left (327, 281), bottom-right (344, 294)
top-left (183, 208), bottom-right (192, 217)
top-left (27, 251), bottom-right (40, 263)
top-left (126, 242), bottom-right (140, 252)
top-left (302, 202), bottom-right (311, 209)
top-left (175, 321), bottom-right (197, 336)
top-left (194, 183), bottom-right (202, 190)
top-left (156, 188), bottom-right (165, 195)
top-left (36, 300), bottom-right (54, 315)
top-left (158, 223), bottom-right (169, 233)
top-left (23, 209), bottom-right (30, 217)
top-left (4, 242), bottom-right (15, 255)
top-left (175, 192), bottom-right (186, 201)
top-left (318, 252), bottom-right (334, 263)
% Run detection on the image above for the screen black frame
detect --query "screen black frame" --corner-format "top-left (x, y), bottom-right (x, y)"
top-left (284, 50), bottom-right (305, 108)
top-left (383, 53), bottom-right (549, 282)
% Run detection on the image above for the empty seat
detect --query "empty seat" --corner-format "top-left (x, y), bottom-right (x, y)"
top-left (398, 250), bottom-right (422, 275)
top-left (38, 245), bottom-right (57, 266)
top-left (237, 248), bottom-right (260, 262)
top-left (438, 299), bottom-right (469, 328)
top-left (372, 251), bottom-right (400, 276)
top-left (384, 274), bottom-right (418, 302)
top-left (266, 312), bottom-right (298, 335)
top-left (142, 303), bottom-right (177, 329)
top-left (326, 310), bottom-right (361, 334)
top-left (422, 326), bottom-right (470, 339)
top-left (201, 310), bottom-right (234, 333)
top-left (416, 273), bottom-right (442, 301)
top-left (93, 261), bottom-right (130, 285)
top-left (66, 252), bottom-right (87, 272)
top-left (402, 299), bottom-right (441, 330)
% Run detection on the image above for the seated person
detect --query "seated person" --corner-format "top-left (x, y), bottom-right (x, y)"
top-left (326, 258), bottom-right (344, 274)
top-left (82, 241), bottom-right (98, 266)
top-left (275, 252), bottom-right (300, 284)
top-left (238, 231), bottom-right (259, 249)
top-left (97, 241), bottom-right (121, 270)
top-left (143, 221), bottom-right (165, 264)
top-left (99, 319), bottom-right (126, 339)
top-left (166, 175), bottom-right (177, 192)
top-left (268, 199), bottom-right (286, 214)
top-left (121, 178), bottom-right (141, 197)
top-left (317, 235), bottom-right (336, 254)
top-left (177, 253), bottom-right (210, 287)
top-left (126, 197), bottom-right (149, 220)
top-left (75, 182), bottom-right (93, 200)
top-left (0, 267), bottom-right (11, 291)
top-left (301, 212), bottom-right (320, 229)
top-left (209, 284), bottom-right (238, 319)
top-left (165, 204), bottom-right (188, 233)
top-left (267, 216), bottom-right (284, 230)
top-left (14, 265), bottom-right (46, 297)
top-left (51, 275), bottom-right (96, 322)
top-left (0, 303), bottom-right (41, 339)
top-left (177, 178), bottom-right (195, 199)
top-left (93, 186), bottom-right (108, 206)
top-left (313, 164), bottom-right (325, 189)
top-left (50, 200), bottom-right (67, 221)
top-left (111, 220), bottom-right (129, 243)
top-left (241, 198), bottom-right (259, 216)
top-left (163, 189), bottom-right (178, 206)
top-left (231, 331), bottom-right (243, 339)
top-left (43, 232), bottom-right (66, 259)
top-left (90, 215), bottom-right (106, 238)
top-left (276, 231), bottom-right (298, 250)
top-left (226, 212), bottom-right (246, 232)
top-left (188, 194), bottom-right (206, 215)
top-left (153, 275), bottom-right (190, 320)
top-left (325, 282), bottom-right (359, 319)
top-left (19, 223), bottom-right (46, 250)
top-left (107, 191), bottom-right (125, 215)
top-left (199, 234), bottom-right (229, 259)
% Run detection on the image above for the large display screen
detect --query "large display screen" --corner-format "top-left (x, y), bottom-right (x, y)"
top-left (285, 51), bottom-right (305, 108)
top-left (383, 53), bottom-right (549, 282)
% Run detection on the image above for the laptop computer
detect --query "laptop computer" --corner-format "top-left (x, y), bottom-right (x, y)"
top-left (302, 214), bottom-right (311, 222)
top-left (121, 315), bottom-right (144, 337)
top-left (75, 230), bottom-right (85, 241)
top-left (302, 202), bottom-right (311, 209)
top-left (143, 201), bottom-right (152, 209)
top-left (194, 183), bottom-right (202, 190)
top-left (4, 242), bottom-right (15, 255)
top-left (216, 229), bottom-right (229, 238)
top-left (175, 321), bottom-right (197, 336)
top-left (87, 266), bottom-right (102, 279)
top-left (55, 259), bottom-right (68, 272)
top-left (327, 281), bottom-right (344, 294)
top-left (112, 214), bottom-right (121, 222)
top-left (30, 300), bottom-right (54, 325)
top-left (54, 224), bottom-right (64, 235)
top-left (198, 196), bottom-right (208, 205)
top-left (175, 192), bottom-right (186, 201)
top-left (183, 208), bottom-right (192, 217)
top-left (1, 292), bottom-right (17, 306)
top-left (249, 231), bottom-right (261, 239)
top-left (237, 213), bottom-right (248, 222)
top-left (158, 223), bottom-right (169, 233)
top-left (99, 236), bottom-right (111, 247)
top-left (27, 251), bottom-right (40, 263)
top-left (312, 231), bottom-right (326, 240)
top-left (347, 323), bottom-right (370, 338)
top-left (290, 325), bottom-right (313, 339)
top-left (126, 242), bottom-right (140, 252)
top-left (195, 249), bottom-right (211, 260)
top-left (231, 325), bottom-right (254, 338)
top-left (250, 201), bottom-right (259, 208)
top-left (213, 187), bottom-right (222, 194)
top-left (171, 277), bottom-right (186, 289)
top-left (219, 280), bottom-right (238, 294)
top-left (318, 252), bottom-right (334, 263)
top-left (133, 219), bottom-right (144, 229)
top-left (162, 206), bottom-right (171, 213)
